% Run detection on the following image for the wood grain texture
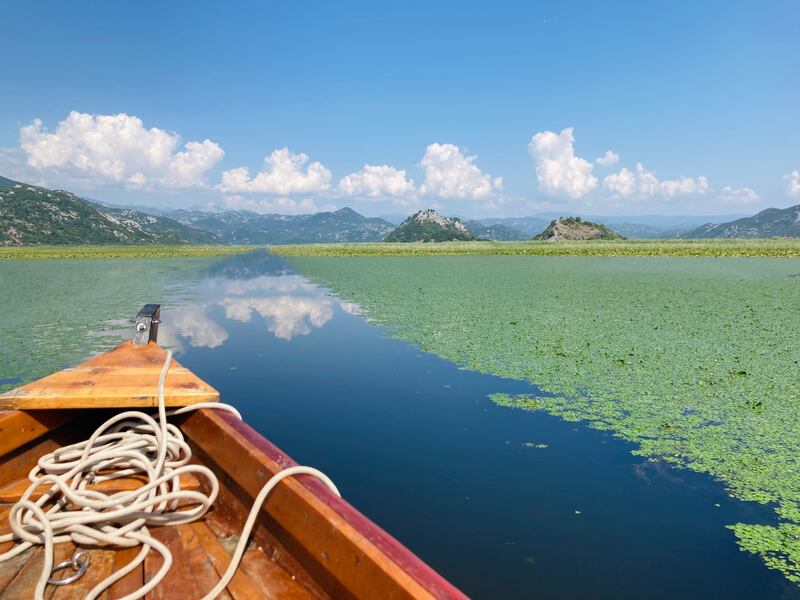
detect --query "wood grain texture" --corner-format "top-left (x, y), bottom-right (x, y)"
top-left (192, 513), bottom-right (318, 599)
top-left (0, 546), bottom-right (45, 599)
top-left (0, 410), bottom-right (72, 457)
top-left (0, 504), bottom-right (35, 595)
top-left (48, 543), bottom-right (116, 600)
top-left (0, 544), bottom-right (34, 597)
top-left (196, 464), bottom-right (330, 599)
top-left (108, 546), bottom-right (145, 599)
top-left (0, 341), bottom-right (219, 410)
top-left (145, 526), bottom-right (203, 600)
top-left (238, 545), bottom-right (318, 600)
top-left (0, 436), bottom-right (62, 488)
top-left (175, 523), bottom-right (234, 600)
top-left (0, 472), bottom-right (201, 503)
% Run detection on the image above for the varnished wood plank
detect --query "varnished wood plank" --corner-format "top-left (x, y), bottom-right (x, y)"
top-left (239, 546), bottom-right (318, 600)
top-left (0, 504), bottom-right (17, 559)
top-left (181, 409), bottom-right (466, 600)
top-left (48, 545), bottom-right (115, 600)
top-left (0, 341), bottom-right (219, 409)
top-left (108, 546), bottom-right (145, 600)
top-left (0, 436), bottom-right (61, 488)
top-left (144, 527), bottom-right (202, 600)
top-left (0, 472), bottom-right (202, 503)
top-left (42, 543), bottom-right (74, 600)
top-left (0, 504), bottom-right (13, 553)
top-left (1, 547), bottom-right (45, 599)
top-left (176, 523), bottom-right (233, 600)
top-left (198, 469), bottom-right (328, 599)
top-left (0, 413), bottom-right (103, 489)
top-left (190, 520), bottom-right (279, 600)
top-left (0, 410), bottom-right (71, 456)
top-left (0, 542), bottom-right (35, 595)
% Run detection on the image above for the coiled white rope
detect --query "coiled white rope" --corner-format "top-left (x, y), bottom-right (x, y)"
top-left (0, 351), bottom-right (340, 599)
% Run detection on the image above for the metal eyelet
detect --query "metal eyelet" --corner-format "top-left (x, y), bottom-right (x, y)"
top-left (48, 551), bottom-right (89, 586)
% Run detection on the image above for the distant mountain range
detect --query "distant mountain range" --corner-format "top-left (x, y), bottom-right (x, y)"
top-left (0, 177), bottom-right (218, 245)
top-left (479, 213), bottom-right (747, 239)
top-left (463, 220), bottom-right (529, 241)
top-left (684, 205), bottom-right (800, 238)
top-left (477, 216), bottom-right (551, 237)
top-left (2, 175), bottom-right (798, 246)
top-left (167, 206), bottom-right (394, 244)
top-left (384, 209), bottom-right (476, 242)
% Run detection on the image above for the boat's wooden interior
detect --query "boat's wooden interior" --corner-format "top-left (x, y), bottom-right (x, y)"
top-left (0, 407), bottom-right (465, 599)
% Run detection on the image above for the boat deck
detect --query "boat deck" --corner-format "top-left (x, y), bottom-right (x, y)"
top-left (0, 476), bottom-right (324, 599)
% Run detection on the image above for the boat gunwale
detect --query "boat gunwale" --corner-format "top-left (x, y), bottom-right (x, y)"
top-left (181, 407), bottom-right (468, 600)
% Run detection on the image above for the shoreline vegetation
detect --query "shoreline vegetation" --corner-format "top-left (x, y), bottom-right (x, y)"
top-left (0, 245), bottom-right (258, 260)
top-left (3, 239), bottom-right (800, 260)
top-left (270, 239), bottom-right (800, 257)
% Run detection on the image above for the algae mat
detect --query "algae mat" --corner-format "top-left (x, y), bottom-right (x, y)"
top-left (291, 255), bottom-right (800, 583)
top-left (0, 257), bottom-right (218, 393)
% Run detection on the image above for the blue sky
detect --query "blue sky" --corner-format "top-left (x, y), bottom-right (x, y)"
top-left (1, 1), bottom-right (798, 217)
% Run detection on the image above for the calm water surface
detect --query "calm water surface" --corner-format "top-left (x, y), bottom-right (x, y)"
top-left (2, 251), bottom-right (797, 599)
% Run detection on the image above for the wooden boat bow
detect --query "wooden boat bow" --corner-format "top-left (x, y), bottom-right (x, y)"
top-left (0, 304), bottom-right (467, 599)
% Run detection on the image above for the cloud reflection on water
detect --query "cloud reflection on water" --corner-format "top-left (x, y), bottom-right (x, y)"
top-left (221, 295), bottom-right (334, 340)
top-left (170, 306), bottom-right (229, 348)
top-left (160, 272), bottom-right (354, 350)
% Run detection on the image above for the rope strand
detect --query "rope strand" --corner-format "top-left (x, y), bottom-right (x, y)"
top-left (0, 351), bottom-right (339, 599)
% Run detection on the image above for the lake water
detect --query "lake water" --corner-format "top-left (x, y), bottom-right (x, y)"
top-left (1, 250), bottom-right (798, 599)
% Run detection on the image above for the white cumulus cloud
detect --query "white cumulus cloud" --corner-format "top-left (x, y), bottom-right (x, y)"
top-left (595, 150), bottom-right (619, 167)
top-left (602, 166), bottom-right (637, 197)
top-left (785, 170), bottom-right (800, 198)
top-left (528, 127), bottom-right (598, 198)
top-left (337, 164), bottom-right (417, 201)
top-left (419, 143), bottom-right (501, 200)
top-left (223, 194), bottom-right (335, 215)
top-left (219, 148), bottom-right (332, 195)
top-left (717, 186), bottom-right (761, 205)
top-left (603, 163), bottom-right (709, 198)
top-left (19, 111), bottom-right (223, 189)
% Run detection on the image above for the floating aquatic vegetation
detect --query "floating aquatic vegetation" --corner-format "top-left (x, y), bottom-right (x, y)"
top-left (730, 523), bottom-right (800, 583)
top-left (0, 257), bottom-right (220, 392)
top-left (291, 255), bottom-right (800, 583)
top-left (522, 441), bottom-right (548, 449)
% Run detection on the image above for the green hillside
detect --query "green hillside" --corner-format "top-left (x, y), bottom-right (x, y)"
top-left (0, 178), bottom-right (219, 245)
top-left (686, 205), bottom-right (800, 238)
top-left (169, 206), bottom-right (394, 244)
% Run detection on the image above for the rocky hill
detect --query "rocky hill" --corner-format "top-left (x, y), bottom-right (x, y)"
top-left (383, 209), bottom-right (477, 242)
top-left (0, 177), bottom-right (218, 245)
top-left (533, 216), bottom-right (625, 241)
top-left (170, 206), bottom-right (394, 244)
top-left (685, 205), bottom-right (800, 238)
